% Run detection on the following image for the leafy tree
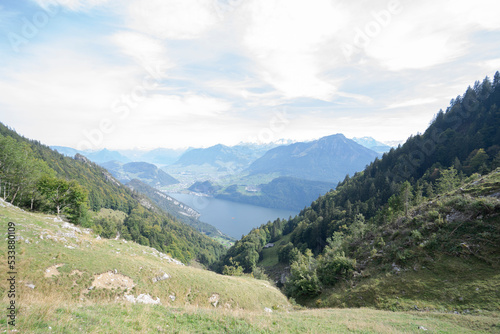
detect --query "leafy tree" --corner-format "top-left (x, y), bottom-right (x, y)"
top-left (222, 258), bottom-right (244, 276)
top-left (0, 124), bottom-right (225, 267)
top-left (37, 175), bottom-right (87, 217)
top-left (285, 249), bottom-right (321, 298)
top-left (465, 148), bottom-right (489, 174)
top-left (400, 181), bottom-right (413, 217)
top-left (348, 213), bottom-right (366, 240)
top-left (436, 167), bottom-right (460, 194)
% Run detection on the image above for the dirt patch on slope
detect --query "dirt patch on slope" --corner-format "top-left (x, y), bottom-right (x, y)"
top-left (44, 264), bottom-right (64, 278)
top-left (91, 271), bottom-right (135, 290)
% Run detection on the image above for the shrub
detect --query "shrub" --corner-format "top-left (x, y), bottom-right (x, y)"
top-left (317, 253), bottom-right (356, 286)
top-left (285, 250), bottom-right (321, 298)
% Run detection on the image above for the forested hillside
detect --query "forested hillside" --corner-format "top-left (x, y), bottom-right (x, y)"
top-left (127, 178), bottom-right (235, 245)
top-left (215, 177), bottom-right (334, 210)
top-left (0, 123), bottom-right (225, 265)
top-left (216, 73), bottom-right (500, 307)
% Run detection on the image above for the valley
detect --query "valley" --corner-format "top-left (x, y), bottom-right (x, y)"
top-left (54, 133), bottom-right (388, 240)
top-left (1, 1), bottom-right (500, 329)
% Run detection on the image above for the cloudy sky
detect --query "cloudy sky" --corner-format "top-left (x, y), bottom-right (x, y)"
top-left (1, 0), bottom-right (499, 150)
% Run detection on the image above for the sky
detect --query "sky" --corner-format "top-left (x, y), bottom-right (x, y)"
top-left (1, 0), bottom-right (500, 150)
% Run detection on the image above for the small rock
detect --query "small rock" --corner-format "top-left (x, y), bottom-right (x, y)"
top-left (124, 294), bottom-right (136, 303)
top-left (169, 294), bottom-right (176, 302)
top-left (152, 273), bottom-right (170, 283)
top-left (264, 307), bottom-right (273, 313)
top-left (209, 293), bottom-right (219, 307)
top-left (418, 326), bottom-right (428, 331)
top-left (135, 294), bottom-right (161, 305)
top-left (25, 283), bottom-right (35, 289)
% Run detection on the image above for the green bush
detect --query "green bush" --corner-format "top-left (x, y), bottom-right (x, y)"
top-left (317, 253), bottom-right (356, 286)
top-left (285, 250), bottom-right (321, 299)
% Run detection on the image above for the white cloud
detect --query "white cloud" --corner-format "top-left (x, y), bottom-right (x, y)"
top-left (363, 0), bottom-right (500, 71)
top-left (111, 31), bottom-right (174, 77)
top-left (0, 44), bottom-right (143, 147)
top-left (126, 0), bottom-right (218, 40)
top-left (386, 97), bottom-right (438, 109)
top-left (481, 58), bottom-right (500, 72)
top-left (133, 93), bottom-right (232, 121)
top-left (240, 0), bottom-right (348, 100)
top-left (2, 0), bottom-right (500, 149)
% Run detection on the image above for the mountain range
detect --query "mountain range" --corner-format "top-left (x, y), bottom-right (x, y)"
top-left (247, 134), bottom-right (379, 183)
top-left (172, 143), bottom-right (277, 171)
top-left (53, 135), bottom-right (390, 212)
top-left (118, 147), bottom-right (188, 166)
top-left (51, 146), bottom-right (132, 164)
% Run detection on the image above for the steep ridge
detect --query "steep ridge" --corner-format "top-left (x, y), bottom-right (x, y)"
top-left (101, 161), bottom-right (179, 187)
top-left (127, 179), bottom-right (234, 245)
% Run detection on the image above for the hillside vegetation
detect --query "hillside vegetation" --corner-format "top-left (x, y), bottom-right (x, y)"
top-left (0, 123), bottom-right (225, 266)
top-left (1, 202), bottom-right (498, 333)
top-left (216, 73), bottom-right (500, 314)
top-left (127, 179), bottom-right (235, 245)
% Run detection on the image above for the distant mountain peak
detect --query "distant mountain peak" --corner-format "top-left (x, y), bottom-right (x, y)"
top-left (247, 134), bottom-right (378, 183)
top-left (351, 136), bottom-right (391, 154)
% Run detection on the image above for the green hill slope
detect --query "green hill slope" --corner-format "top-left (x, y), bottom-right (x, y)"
top-left (281, 169), bottom-right (500, 311)
top-left (1, 203), bottom-right (498, 333)
top-left (0, 123), bottom-right (224, 266)
top-left (216, 73), bottom-right (500, 313)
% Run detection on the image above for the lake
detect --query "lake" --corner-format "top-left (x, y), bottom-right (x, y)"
top-left (168, 193), bottom-right (298, 239)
